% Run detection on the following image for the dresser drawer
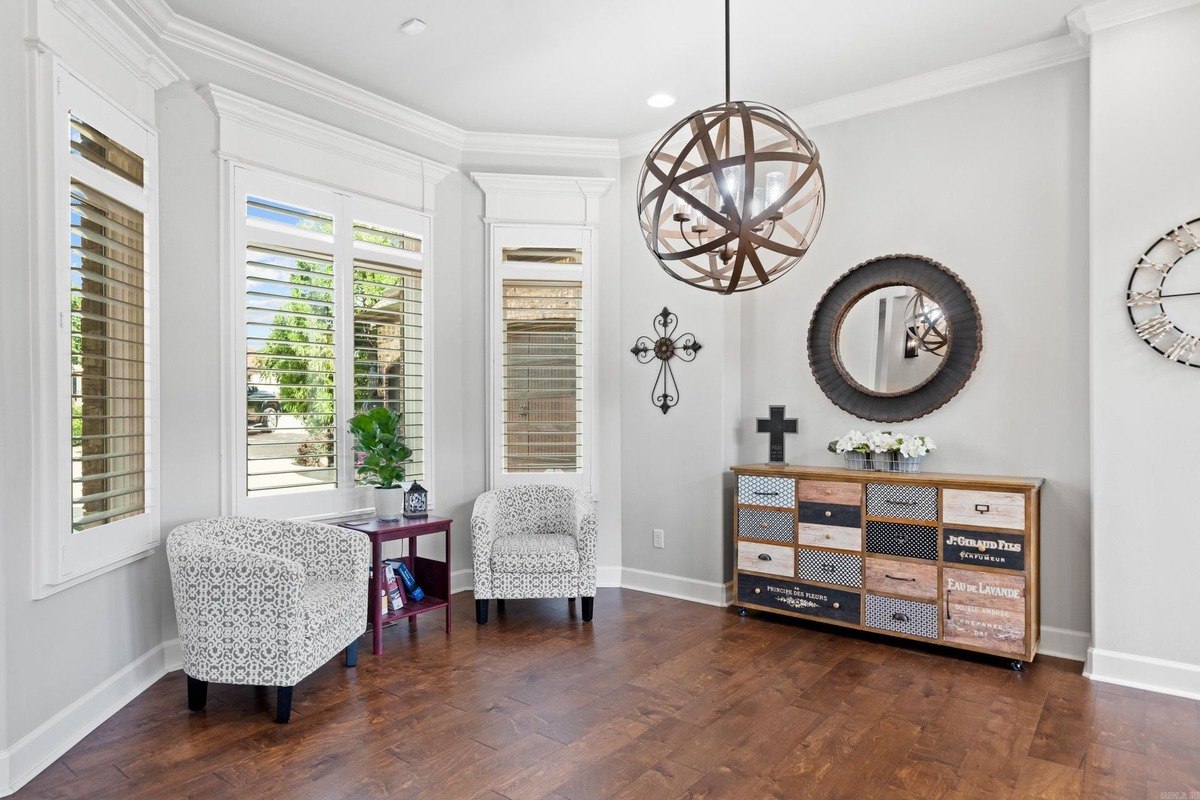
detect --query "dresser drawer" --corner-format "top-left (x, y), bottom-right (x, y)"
top-left (738, 475), bottom-right (795, 507)
top-left (796, 547), bottom-right (862, 588)
top-left (942, 489), bottom-right (1026, 530)
top-left (798, 479), bottom-right (863, 505)
top-left (797, 522), bottom-right (861, 552)
top-left (866, 483), bottom-right (938, 521)
top-left (797, 501), bottom-right (861, 528)
top-left (863, 555), bottom-right (938, 601)
top-left (943, 567), bottom-right (1026, 655)
top-left (866, 595), bottom-right (939, 639)
top-left (737, 541), bottom-right (794, 577)
top-left (865, 520), bottom-right (938, 561)
top-left (738, 573), bottom-right (861, 624)
top-left (738, 508), bottom-right (793, 544)
top-left (943, 528), bottom-right (1026, 571)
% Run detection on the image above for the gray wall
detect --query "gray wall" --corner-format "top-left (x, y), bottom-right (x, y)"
top-left (1089, 5), bottom-right (1200, 674)
top-left (619, 62), bottom-right (1093, 641)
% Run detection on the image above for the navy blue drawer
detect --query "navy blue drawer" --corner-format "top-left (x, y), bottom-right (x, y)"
top-left (865, 520), bottom-right (938, 561)
top-left (737, 573), bottom-right (860, 625)
top-left (797, 502), bottom-right (861, 529)
top-left (943, 528), bottom-right (1025, 571)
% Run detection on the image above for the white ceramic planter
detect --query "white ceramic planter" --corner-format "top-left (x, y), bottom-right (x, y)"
top-left (374, 487), bottom-right (405, 521)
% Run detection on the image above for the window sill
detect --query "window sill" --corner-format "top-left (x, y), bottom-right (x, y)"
top-left (33, 545), bottom-right (158, 600)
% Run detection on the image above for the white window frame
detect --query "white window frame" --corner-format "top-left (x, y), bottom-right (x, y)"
top-left (486, 224), bottom-right (596, 492)
top-left (31, 60), bottom-right (161, 596)
top-left (227, 166), bottom-right (434, 520)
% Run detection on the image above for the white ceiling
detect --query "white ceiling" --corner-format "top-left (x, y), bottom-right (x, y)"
top-left (167, 0), bottom-right (1082, 140)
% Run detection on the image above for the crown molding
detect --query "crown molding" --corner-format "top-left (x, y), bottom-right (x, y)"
top-left (123, 0), bottom-right (470, 150)
top-left (618, 34), bottom-right (1087, 158)
top-left (1067, 0), bottom-right (1200, 43)
top-left (49, 0), bottom-right (186, 89)
top-left (471, 172), bottom-right (614, 225)
top-left (463, 131), bottom-right (620, 160)
top-left (202, 84), bottom-right (452, 211)
top-left (121, 0), bottom-right (621, 160)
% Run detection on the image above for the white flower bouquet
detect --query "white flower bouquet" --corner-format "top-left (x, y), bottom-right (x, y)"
top-left (828, 430), bottom-right (937, 472)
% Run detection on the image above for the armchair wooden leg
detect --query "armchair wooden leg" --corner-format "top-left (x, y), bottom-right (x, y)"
top-left (476, 599), bottom-right (489, 624)
top-left (582, 596), bottom-right (594, 622)
top-left (186, 676), bottom-right (207, 711)
top-left (345, 639), bottom-right (359, 668)
top-left (276, 686), bottom-right (294, 723)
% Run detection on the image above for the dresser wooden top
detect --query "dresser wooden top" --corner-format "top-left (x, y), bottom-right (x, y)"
top-left (731, 463), bottom-right (1044, 490)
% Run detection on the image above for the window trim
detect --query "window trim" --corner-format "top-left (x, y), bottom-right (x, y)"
top-left (486, 224), bottom-right (596, 492)
top-left (31, 59), bottom-right (161, 597)
top-left (224, 166), bottom-right (435, 520)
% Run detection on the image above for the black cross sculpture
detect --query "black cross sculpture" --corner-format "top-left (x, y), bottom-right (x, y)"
top-left (757, 405), bottom-right (798, 464)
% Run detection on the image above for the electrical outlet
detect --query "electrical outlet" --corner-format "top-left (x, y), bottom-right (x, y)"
top-left (653, 528), bottom-right (665, 549)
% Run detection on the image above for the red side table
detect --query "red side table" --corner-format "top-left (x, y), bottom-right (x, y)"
top-left (340, 515), bottom-right (452, 655)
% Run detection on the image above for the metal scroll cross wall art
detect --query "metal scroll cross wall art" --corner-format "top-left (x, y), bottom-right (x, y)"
top-left (630, 307), bottom-right (702, 414)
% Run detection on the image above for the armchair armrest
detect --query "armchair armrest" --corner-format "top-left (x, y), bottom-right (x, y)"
top-left (571, 492), bottom-right (598, 597)
top-left (471, 492), bottom-right (500, 599)
top-left (272, 521), bottom-right (371, 583)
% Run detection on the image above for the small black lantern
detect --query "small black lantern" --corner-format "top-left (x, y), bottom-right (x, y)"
top-left (403, 482), bottom-right (428, 518)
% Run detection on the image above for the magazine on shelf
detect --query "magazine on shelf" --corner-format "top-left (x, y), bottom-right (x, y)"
top-left (392, 559), bottom-right (426, 602)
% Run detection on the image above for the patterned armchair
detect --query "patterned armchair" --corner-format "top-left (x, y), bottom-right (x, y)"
top-left (471, 486), bottom-right (597, 624)
top-left (167, 517), bottom-right (370, 723)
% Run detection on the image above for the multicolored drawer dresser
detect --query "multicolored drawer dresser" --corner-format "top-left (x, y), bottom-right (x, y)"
top-left (732, 464), bottom-right (1044, 668)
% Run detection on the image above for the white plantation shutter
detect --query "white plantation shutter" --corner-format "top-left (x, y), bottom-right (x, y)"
top-left (231, 169), bottom-right (432, 517)
top-left (501, 280), bottom-right (583, 473)
top-left (353, 260), bottom-right (424, 482)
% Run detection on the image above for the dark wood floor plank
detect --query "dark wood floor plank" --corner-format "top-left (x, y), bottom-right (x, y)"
top-left (12, 589), bottom-right (1200, 800)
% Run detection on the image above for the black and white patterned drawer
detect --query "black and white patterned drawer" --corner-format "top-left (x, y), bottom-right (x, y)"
top-left (865, 594), bottom-right (938, 639)
top-left (738, 475), bottom-right (795, 507)
top-left (796, 547), bottom-right (862, 588)
top-left (738, 573), bottom-right (861, 625)
top-left (738, 508), bottom-right (793, 544)
top-left (866, 483), bottom-right (938, 521)
top-left (864, 520), bottom-right (938, 561)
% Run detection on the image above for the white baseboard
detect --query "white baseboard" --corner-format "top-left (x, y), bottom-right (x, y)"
top-left (1085, 647), bottom-right (1200, 701)
top-left (620, 567), bottom-right (733, 607)
top-left (1039, 626), bottom-right (1091, 663)
top-left (1, 639), bottom-right (175, 797)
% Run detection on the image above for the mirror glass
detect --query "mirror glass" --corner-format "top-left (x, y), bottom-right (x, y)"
top-left (837, 285), bottom-right (948, 394)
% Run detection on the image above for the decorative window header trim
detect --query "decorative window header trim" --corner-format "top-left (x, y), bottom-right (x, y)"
top-left (471, 173), bottom-right (614, 226)
top-left (45, 0), bottom-right (186, 91)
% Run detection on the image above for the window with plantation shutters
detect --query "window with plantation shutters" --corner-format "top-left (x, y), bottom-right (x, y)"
top-left (232, 169), bottom-right (432, 518)
top-left (487, 228), bottom-right (593, 492)
top-left (36, 63), bottom-right (161, 592)
top-left (501, 280), bottom-right (583, 473)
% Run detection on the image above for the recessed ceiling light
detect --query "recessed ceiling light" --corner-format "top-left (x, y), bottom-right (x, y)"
top-left (400, 18), bottom-right (426, 35)
top-left (646, 93), bottom-right (676, 108)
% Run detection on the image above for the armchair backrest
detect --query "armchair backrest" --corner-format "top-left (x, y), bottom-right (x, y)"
top-left (167, 516), bottom-right (347, 570)
top-left (476, 485), bottom-right (583, 537)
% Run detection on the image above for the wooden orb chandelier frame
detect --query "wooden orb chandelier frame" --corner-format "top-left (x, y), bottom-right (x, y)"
top-left (636, 0), bottom-right (825, 294)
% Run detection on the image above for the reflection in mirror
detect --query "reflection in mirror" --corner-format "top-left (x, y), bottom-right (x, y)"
top-left (838, 286), bottom-right (947, 393)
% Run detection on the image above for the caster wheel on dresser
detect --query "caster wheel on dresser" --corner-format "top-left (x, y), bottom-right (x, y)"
top-left (737, 607), bottom-right (749, 617)
top-left (1010, 660), bottom-right (1027, 672)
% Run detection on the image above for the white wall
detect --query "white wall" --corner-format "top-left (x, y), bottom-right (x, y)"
top-left (619, 62), bottom-right (1093, 650)
top-left (1087, 4), bottom-right (1200, 698)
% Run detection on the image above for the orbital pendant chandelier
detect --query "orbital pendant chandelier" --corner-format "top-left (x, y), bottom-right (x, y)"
top-left (636, 0), bottom-right (825, 294)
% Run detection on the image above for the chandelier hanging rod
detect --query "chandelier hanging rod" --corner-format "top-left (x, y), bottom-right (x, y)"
top-left (725, 0), bottom-right (731, 104)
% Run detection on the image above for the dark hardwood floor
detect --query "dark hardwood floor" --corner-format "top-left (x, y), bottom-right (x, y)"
top-left (15, 589), bottom-right (1200, 799)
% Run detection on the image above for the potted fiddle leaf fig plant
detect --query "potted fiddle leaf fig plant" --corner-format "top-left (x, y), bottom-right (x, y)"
top-left (348, 406), bottom-right (412, 521)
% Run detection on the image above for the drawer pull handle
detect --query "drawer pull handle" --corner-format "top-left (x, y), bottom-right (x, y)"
top-left (886, 499), bottom-right (918, 506)
top-left (759, 522), bottom-right (770, 528)
top-left (824, 489), bottom-right (833, 496)
top-left (824, 511), bottom-right (832, 518)
top-left (821, 563), bottom-right (835, 573)
top-left (975, 504), bottom-right (990, 513)
top-left (885, 573), bottom-right (916, 582)
top-left (896, 536), bottom-right (907, 544)
top-left (757, 553), bottom-right (773, 562)
top-left (892, 612), bottom-right (911, 623)
top-left (832, 602), bottom-right (841, 609)
top-left (754, 491), bottom-right (781, 497)
top-left (977, 544), bottom-right (988, 553)
top-left (946, 590), bottom-right (952, 619)
top-left (824, 533), bottom-right (833, 540)
top-left (754, 587), bottom-right (761, 594)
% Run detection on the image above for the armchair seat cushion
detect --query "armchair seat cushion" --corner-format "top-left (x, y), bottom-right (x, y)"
top-left (491, 534), bottom-right (580, 574)
top-left (303, 579), bottom-right (362, 640)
